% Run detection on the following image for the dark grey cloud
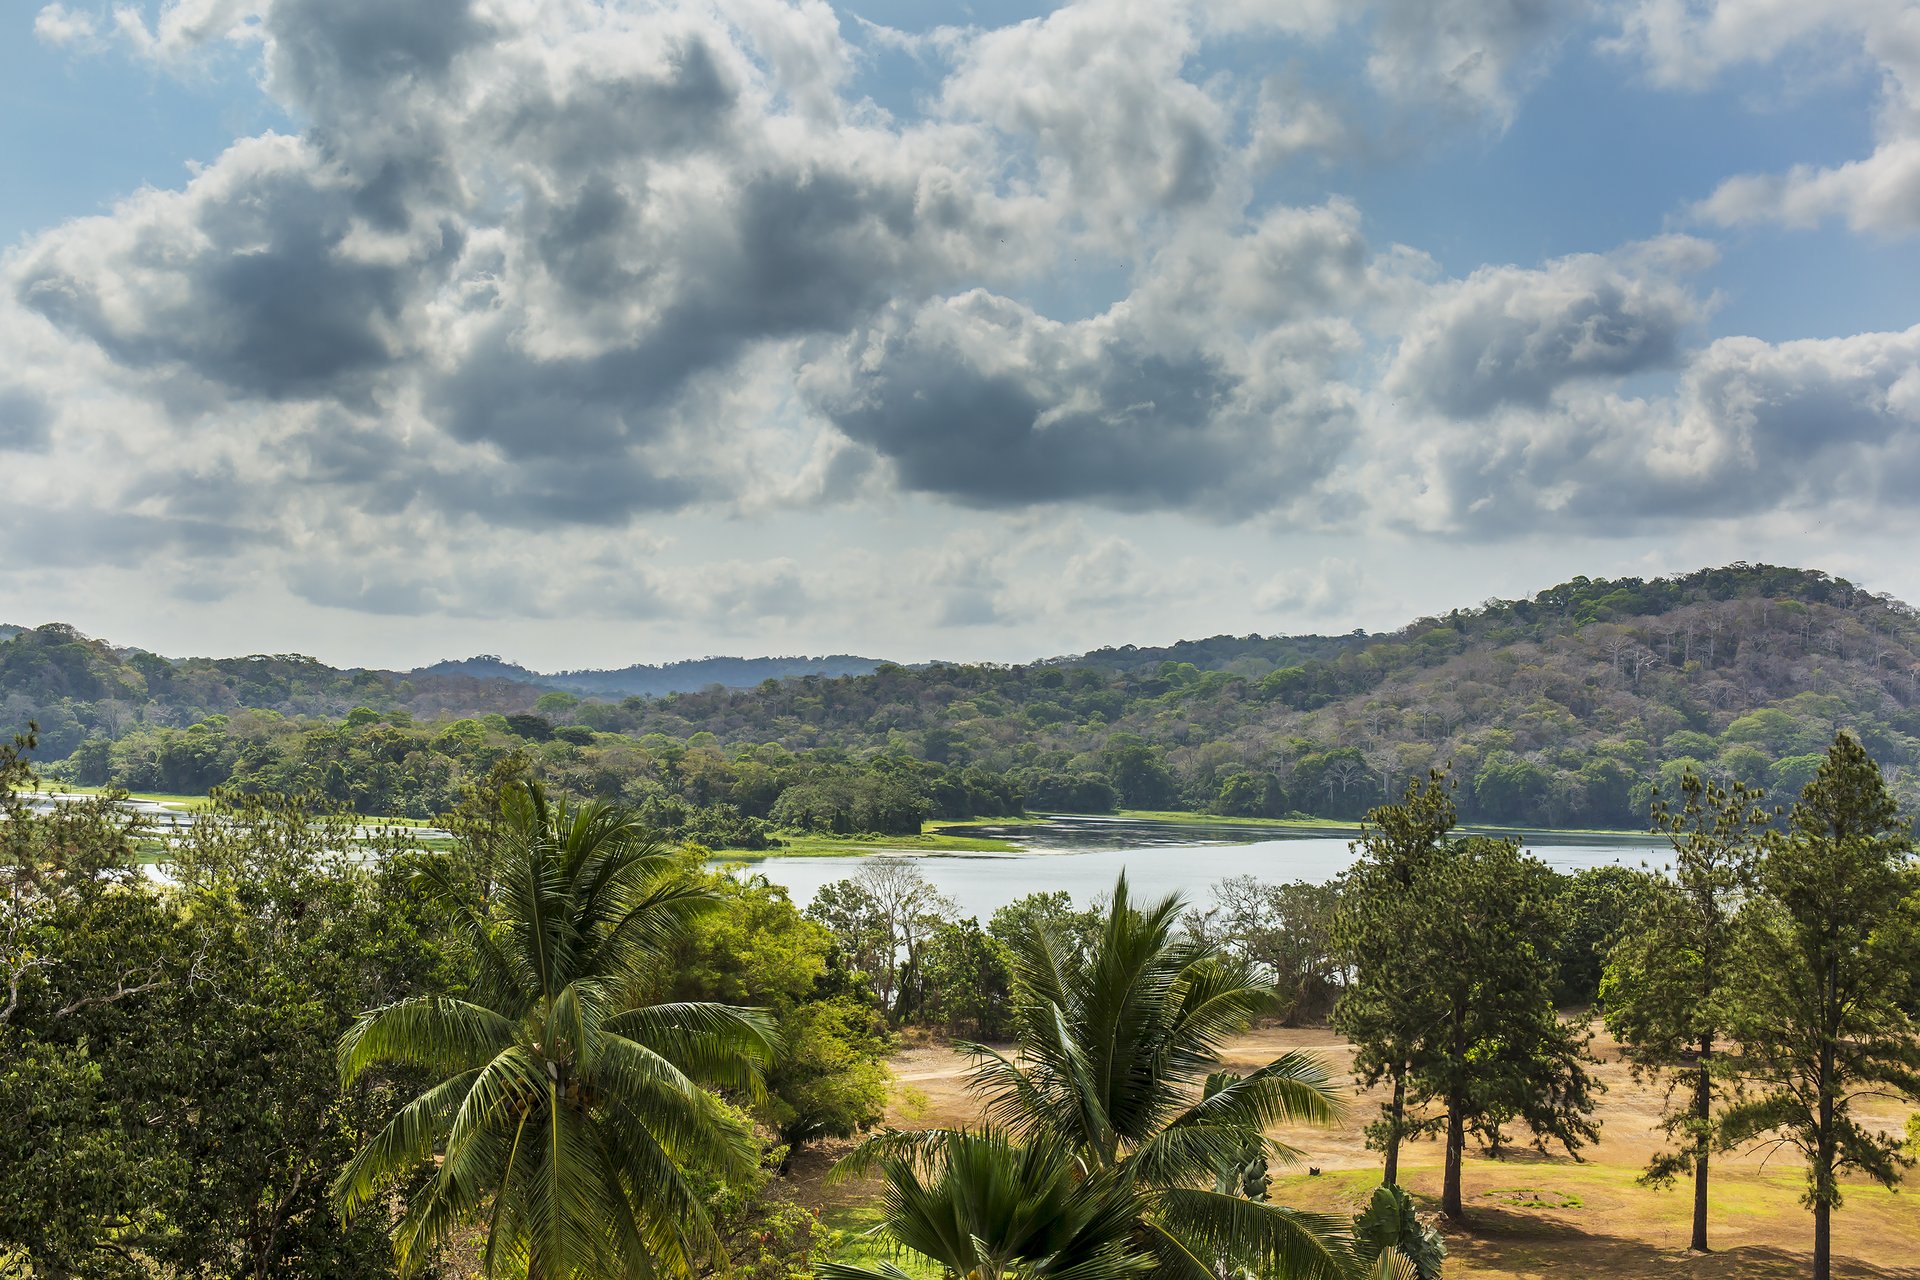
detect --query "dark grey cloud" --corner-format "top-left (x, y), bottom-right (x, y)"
top-left (1379, 323), bottom-right (1920, 535)
top-left (267, 0), bottom-right (495, 115)
top-left (415, 157), bottom-right (945, 519)
top-left (0, 389), bottom-right (52, 452)
top-left (14, 138), bottom-right (454, 402)
top-left (495, 36), bottom-right (740, 176)
top-left (811, 291), bottom-right (1353, 515)
top-left (1669, 327), bottom-right (1920, 511)
top-left (1384, 242), bottom-right (1711, 418)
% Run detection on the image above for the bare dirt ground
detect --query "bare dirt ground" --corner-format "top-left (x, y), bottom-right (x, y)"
top-left (791, 1025), bottom-right (1920, 1279)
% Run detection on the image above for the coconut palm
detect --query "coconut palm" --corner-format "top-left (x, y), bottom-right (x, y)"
top-left (820, 1128), bottom-right (1151, 1280)
top-left (834, 874), bottom-right (1353, 1280)
top-left (334, 782), bottom-right (776, 1279)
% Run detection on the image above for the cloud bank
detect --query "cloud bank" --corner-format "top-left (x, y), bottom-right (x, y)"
top-left (3, 0), bottom-right (1917, 657)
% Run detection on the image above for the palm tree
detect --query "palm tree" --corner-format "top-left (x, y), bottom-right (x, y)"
top-left (821, 1128), bottom-right (1151, 1280)
top-left (831, 875), bottom-right (1353, 1280)
top-left (334, 783), bottom-right (777, 1279)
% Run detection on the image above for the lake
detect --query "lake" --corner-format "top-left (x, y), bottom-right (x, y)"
top-left (720, 815), bottom-right (1669, 919)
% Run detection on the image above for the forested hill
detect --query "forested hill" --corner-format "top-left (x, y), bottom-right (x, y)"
top-left (418, 653), bottom-right (884, 697)
top-left (6, 564), bottom-right (1920, 833)
top-left (0, 629), bottom-right (884, 755)
top-left (574, 563), bottom-right (1920, 825)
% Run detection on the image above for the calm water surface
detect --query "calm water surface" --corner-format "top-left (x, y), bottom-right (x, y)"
top-left (722, 815), bottom-right (1667, 918)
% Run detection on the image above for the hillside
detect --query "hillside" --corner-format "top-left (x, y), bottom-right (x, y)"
top-left (0, 628), bottom-right (883, 759)
top-left (6, 564), bottom-right (1919, 833)
top-left (559, 563), bottom-right (1920, 826)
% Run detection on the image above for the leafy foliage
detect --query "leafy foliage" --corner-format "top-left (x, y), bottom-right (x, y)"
top-left (0, 732), bottom-right (450, 1279)
top-left (1350, 1185), bottom-right (1445, 1280)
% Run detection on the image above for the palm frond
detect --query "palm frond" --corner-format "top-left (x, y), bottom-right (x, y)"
top-left (1161, 1051), bottom-right (1343, 1136)
top-left (1365, 1247), bottom-right (1420, 1280)
top-left (337, 995), bottom-right (516, 1084)
top-left (605, 1000), bottom-right (778, 1080)
top-left (1150, 1187), bottom-right (1354, 1280)
top-left (333, 1069), bottom-right (478, 1217)
top-left (815, 1264), bottom-right (922, 1280)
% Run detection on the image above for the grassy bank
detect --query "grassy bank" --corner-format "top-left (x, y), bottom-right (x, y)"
top-left (718, 807), bottom-right (1663, 860)
top-left (22, 782), bottom-right (454, 830)
top-left (24, 781), bottom-right (208, 811)
top-left (1101, 808), bottom-right (1658, 842)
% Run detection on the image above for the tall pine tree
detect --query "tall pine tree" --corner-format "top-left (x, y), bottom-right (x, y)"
top-left (1723, 732), bottom-right (1920, 1280)
top-left (1416, 836), bottom-right (1600, 1219)
top-left (1601, 771), bottom-right (1768, 1252)
top-left (1334, 773), bottom-right (1456, 1187)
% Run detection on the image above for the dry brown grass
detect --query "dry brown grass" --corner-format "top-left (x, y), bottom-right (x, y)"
top-left (786, 1024), bottom-right (1920, 1280)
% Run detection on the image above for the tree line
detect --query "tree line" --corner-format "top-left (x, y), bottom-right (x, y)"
top-left (51, 709), bottom-right (1024, 845)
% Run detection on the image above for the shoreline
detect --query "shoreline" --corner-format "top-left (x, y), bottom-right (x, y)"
top-left (21, 785), bottom-right (1662, 858)
top-left (715, 810), bottom-right (1664, 860)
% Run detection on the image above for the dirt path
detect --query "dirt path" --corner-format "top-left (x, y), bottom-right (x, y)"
top-left (795, 1025), bottom-right (1920, 1279)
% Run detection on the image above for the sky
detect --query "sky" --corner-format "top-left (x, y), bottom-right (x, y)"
top-left (3, 0), bottom-right (1919, 671)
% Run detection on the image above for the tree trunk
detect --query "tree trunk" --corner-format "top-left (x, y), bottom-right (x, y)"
top-left (1383, 1069), bottom-right (1406, 1188)
top-left (1691, 1040), bottom-right (1711, 1252)
top-left (1813, 961), bottom-right (1837, 1280)
top-left (1440, 1094), bottom-right (1466, 1220)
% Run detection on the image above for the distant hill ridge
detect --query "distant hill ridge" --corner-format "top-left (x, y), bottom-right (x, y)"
top-left (416, 652), bottom-right (885, 697)
top-left (4, 564), bottom-right (1916, 813)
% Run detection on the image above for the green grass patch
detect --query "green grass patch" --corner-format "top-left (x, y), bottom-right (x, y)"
top-left (25, 782), bottom-right (211, 811)
top-left (1459, 821), bottom-right (1663, 841)
top-left (24, 782), bottom-right (452, 832)
top-left (924, 815), bottom-right (1029, 829)
top-left (818, 1202), bottom-right (941, 1278)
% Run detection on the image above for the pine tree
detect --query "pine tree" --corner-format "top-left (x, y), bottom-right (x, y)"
top-left (1337, 775), bottom-right (1600, 1214)
top-left (1333, 772), bottom-right (1456, 1187)
top-left (1601, 771), bottom-right (1768, 1251)
top-left (1723, 732), bottom-right (1920, 1280)
top-left (1414, 836), bottom-right (1600, 1219)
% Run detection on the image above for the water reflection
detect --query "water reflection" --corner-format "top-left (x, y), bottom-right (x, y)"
top-left (724, 815), bottom-right (1667, 920)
